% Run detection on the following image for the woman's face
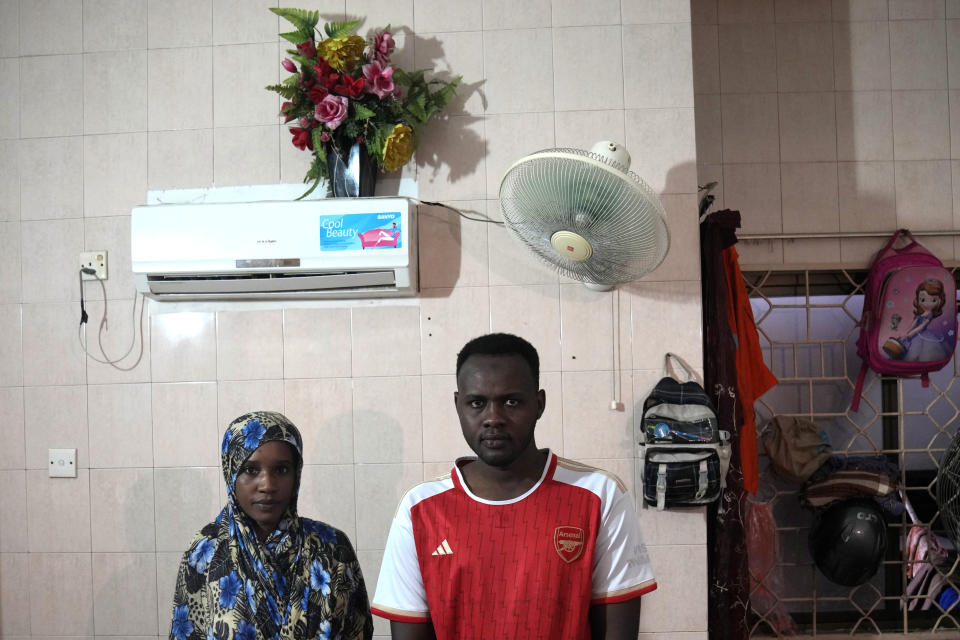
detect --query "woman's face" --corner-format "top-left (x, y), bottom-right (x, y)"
top-left (234, 440), bottom-right (297, 540)
top-left (919, 290), bottom-right (941, 312)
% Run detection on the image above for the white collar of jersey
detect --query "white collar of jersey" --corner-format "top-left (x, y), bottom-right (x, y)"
top-left (453, 449), bottom-right (555, 506)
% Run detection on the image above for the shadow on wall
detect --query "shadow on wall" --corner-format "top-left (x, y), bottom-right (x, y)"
top-left (688, 3), bottom-right (909, 267)
top-left (614, 159), bottom-right (699, 289)
top-left (96, 469), bottom-right (161, 636)
top-left (403, 28), bottom-right (486, 182)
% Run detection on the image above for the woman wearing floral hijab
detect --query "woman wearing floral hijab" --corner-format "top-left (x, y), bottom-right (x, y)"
top-left (170, 411), bottom-right (373, 640)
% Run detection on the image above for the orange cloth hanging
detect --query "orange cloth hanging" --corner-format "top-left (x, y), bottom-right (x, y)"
top-left (722, 245), bottom-right (778, 494)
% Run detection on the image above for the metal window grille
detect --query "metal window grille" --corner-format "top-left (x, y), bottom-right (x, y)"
top-left (743, 269), bottom-right (960, 637)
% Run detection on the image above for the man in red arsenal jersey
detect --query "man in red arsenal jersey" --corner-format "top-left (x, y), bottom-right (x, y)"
top-left (372, 333), bottom-right (657, 639)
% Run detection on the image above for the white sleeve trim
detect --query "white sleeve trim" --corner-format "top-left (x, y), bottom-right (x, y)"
top-left (591, 481), bottom-right (655, 597)
top-left (372, 478), bottom-right (453, 616)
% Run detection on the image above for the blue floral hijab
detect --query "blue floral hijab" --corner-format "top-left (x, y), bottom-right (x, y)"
top-left (170, 411), bottom-right (373, 640)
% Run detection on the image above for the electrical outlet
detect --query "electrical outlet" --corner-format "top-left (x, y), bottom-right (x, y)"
top-left (48, 448), bottom-right (77, 478)
top-left (79, 250), bottom-right (108, 280)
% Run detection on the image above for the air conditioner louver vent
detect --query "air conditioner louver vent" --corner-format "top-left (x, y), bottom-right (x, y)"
top-left (131, 197), bottom-right (416, 299)
top-left (147, 271), bottom-right (397, 295)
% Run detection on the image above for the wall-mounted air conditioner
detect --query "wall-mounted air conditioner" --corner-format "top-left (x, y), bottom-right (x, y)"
top-left (131, 197), bottom-right (416, 300)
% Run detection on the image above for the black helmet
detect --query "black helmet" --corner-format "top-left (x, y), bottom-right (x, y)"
top-left (808, 498), bottom-right (887, 586)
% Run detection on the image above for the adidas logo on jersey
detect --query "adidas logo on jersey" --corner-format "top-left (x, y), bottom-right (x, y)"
top-left (431, 539), bottom-right (453, 556)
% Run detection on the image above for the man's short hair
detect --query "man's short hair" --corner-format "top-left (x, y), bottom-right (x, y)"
top-left (455, 333), bottom-right (540, 384)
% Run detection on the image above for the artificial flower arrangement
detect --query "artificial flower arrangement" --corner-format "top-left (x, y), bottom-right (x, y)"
top-left (267, 8), bottom-right (460, 197)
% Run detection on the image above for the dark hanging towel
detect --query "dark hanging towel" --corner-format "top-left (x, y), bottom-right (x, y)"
top-left (701, 209), bottom-right (750, 640)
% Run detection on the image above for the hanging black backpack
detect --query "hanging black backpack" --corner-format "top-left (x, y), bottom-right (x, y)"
top-left (639, 353), bottom-right (731, 510)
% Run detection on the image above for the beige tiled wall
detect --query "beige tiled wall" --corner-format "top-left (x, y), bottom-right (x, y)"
top-left (0, 1), bottom-right (702, 639)
top-left (694, 0), bottom-right (960, 269)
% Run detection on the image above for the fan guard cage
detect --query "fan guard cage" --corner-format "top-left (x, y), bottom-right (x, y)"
top-left (937, 427), bottom-right (960, 550)
top-left (499, 147), bottom-right (670, 286)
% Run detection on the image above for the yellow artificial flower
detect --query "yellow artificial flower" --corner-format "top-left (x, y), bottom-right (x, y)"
top-left (318, 35), bottom-right (365, 72)
top-left (383, 124), bottom-right (414, 172)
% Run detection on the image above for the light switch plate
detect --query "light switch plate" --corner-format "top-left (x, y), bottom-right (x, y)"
top-left (48, 448), bottom-right (77, 478)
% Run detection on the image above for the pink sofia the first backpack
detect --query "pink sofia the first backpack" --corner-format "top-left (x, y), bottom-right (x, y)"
top-left (851, 229), bottom-right (958, 412)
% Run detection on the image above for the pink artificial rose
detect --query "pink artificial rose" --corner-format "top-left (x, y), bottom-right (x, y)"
top-left (314, 94), bottom-right (349, 130)
top-left (362, 61), bottom-right (395, 99)
top-left (372, 30), bottom-right (395, 65)
top-left (282, 58), bottom-right (297, 73)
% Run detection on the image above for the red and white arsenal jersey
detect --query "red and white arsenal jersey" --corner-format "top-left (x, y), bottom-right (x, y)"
top-left (371, 452), bottom-right (657, 639)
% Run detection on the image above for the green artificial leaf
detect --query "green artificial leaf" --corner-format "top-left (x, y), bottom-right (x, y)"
top-left (343, 120), bottom-right (361, 139)
top-left (392, 68), bottom-right (410, 86)
top-left (352, 104), bottom-right (376, 120)
top-left (265, 83), bottom-right (299, 100)
top-left (279, 30), bottom-right (310, 45)
top-left (323, 19), bottom-right (362, 38)
top-left (297, 149), bottom-right (327, 200)
top-left (311, 130), bottom-right (328, 163)
top-left (430, 76), bottom-right (460, 110)
top-left (270, 12), bottom-right (458, 185)
top-left (297, 174), bottom-right (322, 200)
top-left (406, 94), bottom-right (428, 123)
top-left (270, 7), bottom-right (320, 34)
top-left (393, 68), bottom-right (425, 87)
top-left (290, 53), bottom-right (316, 68)
top-left (367, 126), bottom-right (387, 163)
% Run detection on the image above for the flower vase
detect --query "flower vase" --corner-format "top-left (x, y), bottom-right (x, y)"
top-left (327, 142), bottom-right (377, 198)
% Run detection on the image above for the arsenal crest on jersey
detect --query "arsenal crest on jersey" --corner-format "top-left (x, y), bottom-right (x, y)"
top-left (554, 526), bottom-right (585, 563)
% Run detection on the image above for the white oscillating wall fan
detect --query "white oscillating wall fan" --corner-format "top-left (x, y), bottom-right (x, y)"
top-left (498, 141), bottom-right (670, 290)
